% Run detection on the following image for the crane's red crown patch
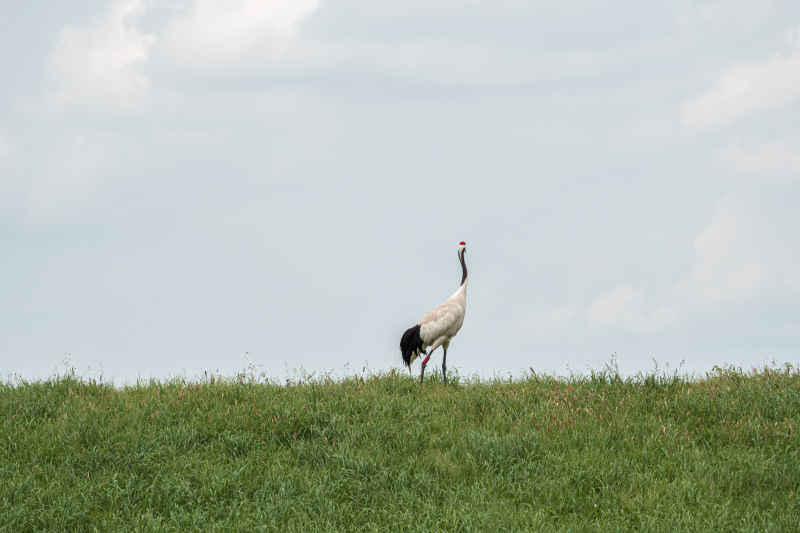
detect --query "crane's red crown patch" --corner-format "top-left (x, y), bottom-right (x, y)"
top-left (459, 241), bottom-right (466, 246)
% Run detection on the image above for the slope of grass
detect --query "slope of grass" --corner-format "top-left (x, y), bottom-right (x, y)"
top-left (2, 366), bottom-right (799, 531)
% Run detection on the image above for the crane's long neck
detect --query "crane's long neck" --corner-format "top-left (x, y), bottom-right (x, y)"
top-left (459, 249), bottom-right (467, 287)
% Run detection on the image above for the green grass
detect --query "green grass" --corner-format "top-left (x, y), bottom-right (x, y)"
top-left (2, 365), bottom-right (800, 532)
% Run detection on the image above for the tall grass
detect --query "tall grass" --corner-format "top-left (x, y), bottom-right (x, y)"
top-left (2, 365), bottom-right (799, 531)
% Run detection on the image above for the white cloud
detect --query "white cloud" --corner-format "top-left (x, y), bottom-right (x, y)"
top-left (588, 286), bottom-right (645, 329)
top-left (682, 31), bottom-right (800, 129)
top-left (562, 194), bottom-right (797, 335)
top-left (720, 140), bottom-right (800, 182)
top-left (686, 204), bottom-right (765, 301)
top-left (45, 0), bottom-right (321, 108)
top-left (42, 0), bottom-right (663, 99)
top-left (163, 0), bottom-right (320, 65)
top-left (48, 0), bottom-right (155, 110)
top-left (670, 195), bottom-right (800, 314)
top-left (649, 202), bottom-right (767, 325)
top-left (156, 1), bottom-right (663, 86)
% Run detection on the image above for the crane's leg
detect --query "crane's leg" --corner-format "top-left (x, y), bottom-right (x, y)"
top-left (442, 346), bottom-right (447, 385)
top-left (419, 349), bottom-right (432, 384)
top-left (419, 337), bottom-right (448, 384)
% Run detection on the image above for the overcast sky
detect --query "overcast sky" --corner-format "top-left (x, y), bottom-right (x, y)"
top-left (2, 1), bottom-right (799, 383)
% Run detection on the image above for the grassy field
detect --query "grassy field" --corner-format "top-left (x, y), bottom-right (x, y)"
top-left (2, 365), bottom-right (799, 532)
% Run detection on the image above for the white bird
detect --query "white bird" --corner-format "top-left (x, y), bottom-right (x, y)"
top-left (400, 241), bottom-right (468, 384)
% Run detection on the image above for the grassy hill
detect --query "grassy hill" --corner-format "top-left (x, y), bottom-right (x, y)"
top-left (2, 366), bottom-right (799, 531)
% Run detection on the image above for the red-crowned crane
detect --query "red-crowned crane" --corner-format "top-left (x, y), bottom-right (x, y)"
top-left (400, 241), bottom-right (468, 384)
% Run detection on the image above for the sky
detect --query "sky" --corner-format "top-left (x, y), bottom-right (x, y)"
top-left (2, 0), bottom-right (799, 383)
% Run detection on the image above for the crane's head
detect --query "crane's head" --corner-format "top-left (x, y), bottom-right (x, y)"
top-left (458, 241), bottom-right (466, 254)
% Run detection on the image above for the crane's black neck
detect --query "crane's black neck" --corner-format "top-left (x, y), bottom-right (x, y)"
top-left (459, 248), bottom-right (467, 286)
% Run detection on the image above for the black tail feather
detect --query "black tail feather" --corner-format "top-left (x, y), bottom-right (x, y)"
top-left (400, 324), bottom-right (423, 368)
